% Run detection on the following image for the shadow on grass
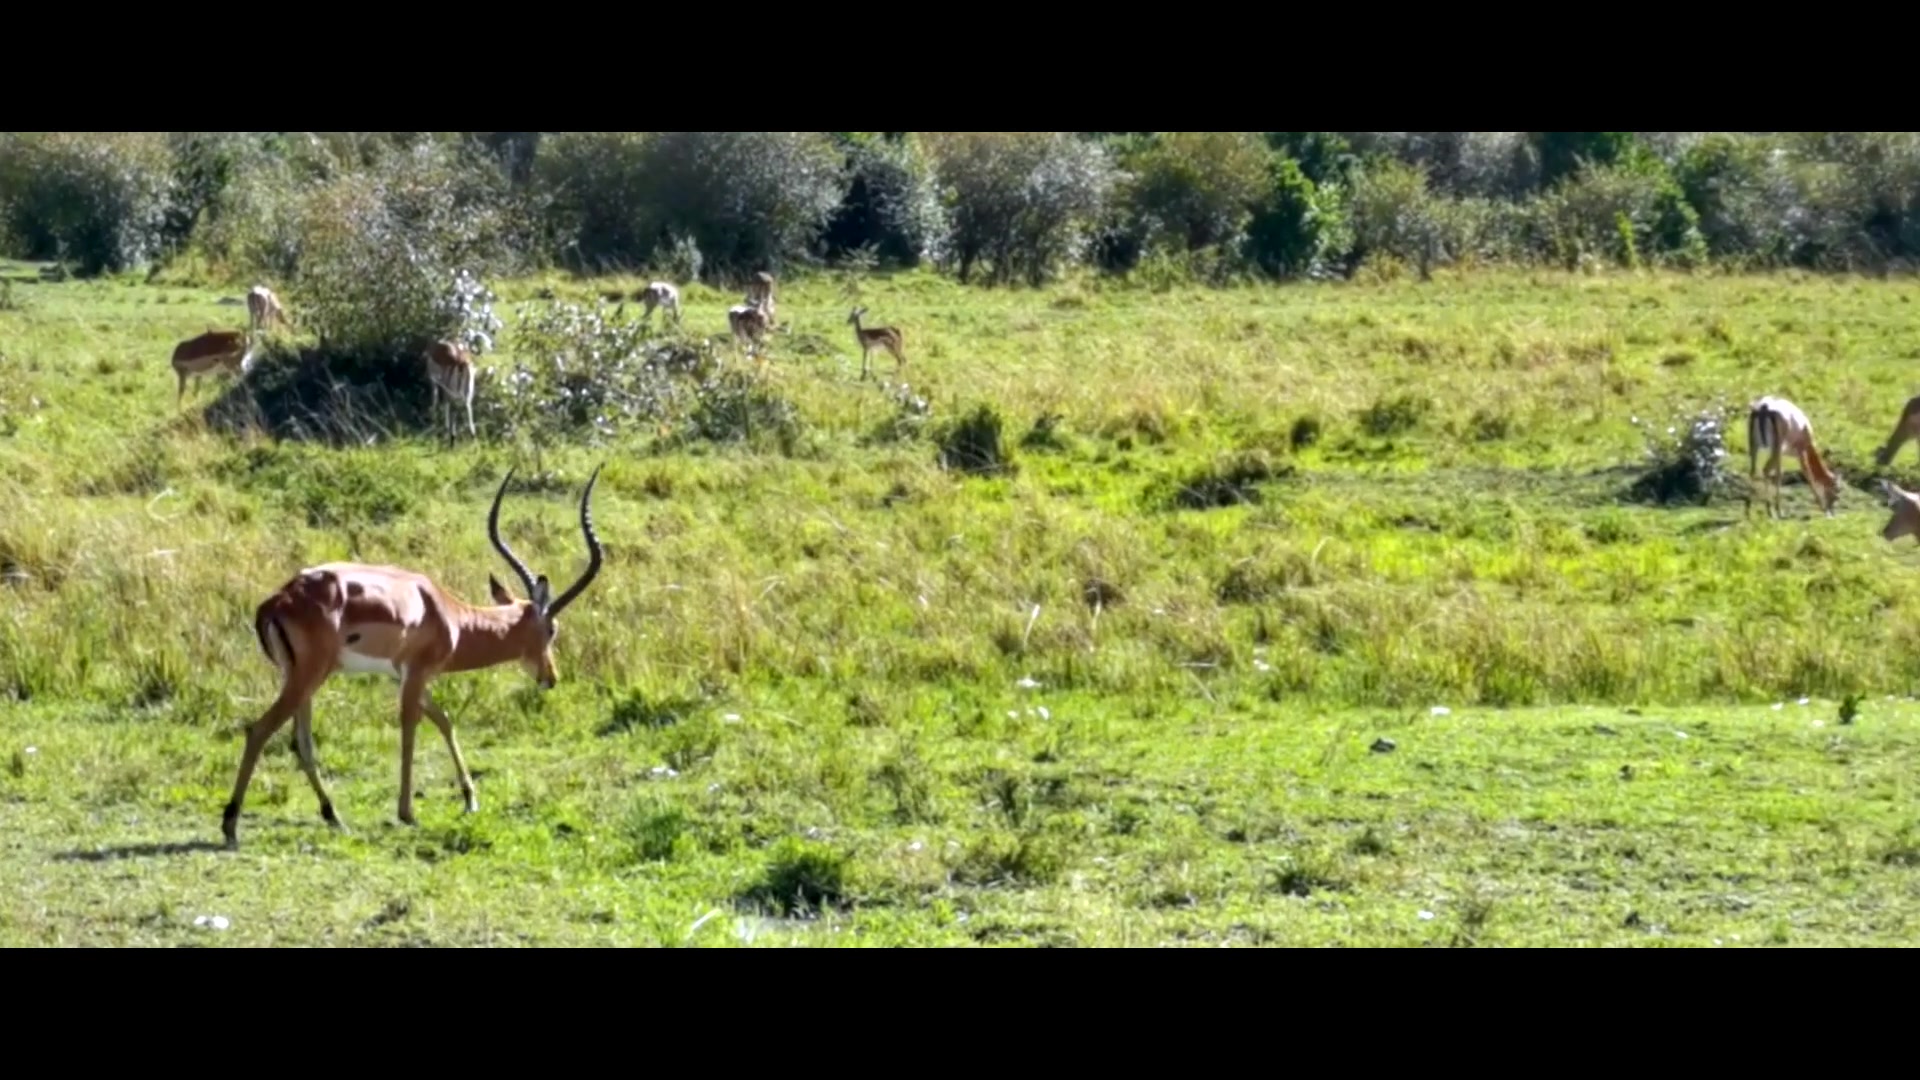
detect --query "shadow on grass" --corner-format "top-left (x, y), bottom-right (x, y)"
top-left (55, 841), bottom-right (228, 863)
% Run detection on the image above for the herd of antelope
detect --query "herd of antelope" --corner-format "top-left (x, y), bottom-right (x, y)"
top-left (170, 273), bottom-right (911, 444)
top-left (156, 276), bottom-right (1920, 849)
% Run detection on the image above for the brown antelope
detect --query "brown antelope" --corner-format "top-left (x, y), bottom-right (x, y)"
top-left (636, 282), bottom-right (682, 327)
top-left (424, 340), bottom-right (476, 440)
top-left (247, 285), bottom-right (293, 336)
top-left (1876, 395), bottom-right (1920, 467)
top-left (847, 307), bottom-right (907, 381)
top-left (729, 304), bottom-right (772, 360)
top-left (746, 272), bottom-right (777, 329)
top-left (223, 465), bottom-right (607, 850)
top-left (170, 328), bottom-right (256, 405)
top-left (1748, 395), bottom-right (1841, 519)
top-left (1880, 481), bottom-right (1920, 543)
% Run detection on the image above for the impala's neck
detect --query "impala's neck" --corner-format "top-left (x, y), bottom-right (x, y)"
top-left (444, 603), bottom-right (540, 674)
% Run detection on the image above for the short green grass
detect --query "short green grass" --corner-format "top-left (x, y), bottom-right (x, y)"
top-left (4, 264), bottom-right (1920, 947)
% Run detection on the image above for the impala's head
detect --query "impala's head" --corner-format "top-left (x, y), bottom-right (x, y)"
top-left (848, 307), bottom-right (867, 325)
top-left (1882, 481), bottom-right (1920, 544)
top-left (487, 464), bottom-right (607, 690)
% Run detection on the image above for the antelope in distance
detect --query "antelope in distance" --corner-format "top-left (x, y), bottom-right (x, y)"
top-left (847, 307), bottom-right (907, 381)
top-left (223, 465), bottom-right (608, 850)
top-left (746, 271), bottom-right (777, 330)
top-left (170, 328), bottom-right (257, 405)
top-left (247, 285), bottom-right (293, 336)
top-left (635, 282), bottom-right (682, 327)
top-left (1876, 395), bottom-right (1920, 467)
top-left (424, 339), bottom-right (476, 441)
top-left (729, 303), bottom-right (772, 361)
top-left (1747, 395), bottom-right (1841, 519)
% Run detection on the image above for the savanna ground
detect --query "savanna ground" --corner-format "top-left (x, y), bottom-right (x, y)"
top-left (4, 261), bottom-right (1920, 947)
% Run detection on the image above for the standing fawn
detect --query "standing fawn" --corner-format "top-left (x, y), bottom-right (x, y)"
top-left (1748, 396), bottom-right (1841, 519)
top-left (636, 282), bottom-right (681, 327)
top-left (247, 285), bottom-right (293, 336)
top-left (171, 328), bottom-right (257, 405)
top-left (1876, 395), bottom-right (1920, 467)
top-left (424, 340), bottom-right (476, 440)
top-left (847, 307), bottom-right (906, 381)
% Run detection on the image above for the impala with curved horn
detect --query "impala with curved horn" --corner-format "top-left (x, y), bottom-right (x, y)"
top-left (222, 465), bottom-right (608, 850)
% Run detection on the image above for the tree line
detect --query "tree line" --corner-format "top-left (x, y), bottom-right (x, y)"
top-left (5, 132), bottom-right (1919, 289)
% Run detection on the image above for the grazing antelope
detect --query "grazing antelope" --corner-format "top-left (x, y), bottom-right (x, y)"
top-left (424, 340), bottom-right (476, 440)
top-left (1748, 395), bottom-right (1841, 519)
top-left (847, 307), bottom-right (907, 381)
top-left (729, 304), bottom-right (772, 359)
top-left (170, 328), bottom-right (256, 405)
top-left (1880, 480), bottom-right (1920, 543)
top-left (636, 282), bottom-right (682, 327)
top-left (223, 465), bottom-right (608, 850)
top-left (1876, 395), bottom-right (1920, 467)
top-left (247, 285), bottom-right (293, 336)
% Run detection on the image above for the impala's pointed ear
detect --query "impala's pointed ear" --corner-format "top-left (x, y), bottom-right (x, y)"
top-left (533, 575), bottom-right (553, 613)
top-left (489, 575), bottom-right (515, 606)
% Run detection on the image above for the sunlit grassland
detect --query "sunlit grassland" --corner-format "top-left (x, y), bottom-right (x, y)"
top-left (3, 262), bottom-right (1920, 946)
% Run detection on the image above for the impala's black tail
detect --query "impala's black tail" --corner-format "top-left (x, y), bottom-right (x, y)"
top-left (254, 603), bottom-right (294, 669)
top-left (1749, 404), bottom-right (1773, 470)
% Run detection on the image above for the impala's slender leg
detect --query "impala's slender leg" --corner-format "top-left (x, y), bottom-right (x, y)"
top-left (1768, 444), bottom-right (1785, 518)
top-left (421, 694), bottom-right (478, 814)
top-left (224, 665), bottom-right (325, 849)
top-left (291, 701), bottom-right (346, 833)
top-left (397, 671), bottom-right (427, 827)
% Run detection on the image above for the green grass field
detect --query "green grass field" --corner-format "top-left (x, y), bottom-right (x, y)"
top-left (4, 263), bottom-right (1920, 947)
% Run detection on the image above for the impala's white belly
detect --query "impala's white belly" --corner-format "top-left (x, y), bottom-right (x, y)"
top-left (338, 651), bottom-right (403, 679)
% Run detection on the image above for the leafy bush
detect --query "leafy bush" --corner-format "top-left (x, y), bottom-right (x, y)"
top-left (539, 131), bottom-right (847, 278)
top-left (1527, 156), bottom-right (1705, 269)
top-left (0, 132), bottom-right (176, 275)
top-left (823, 133), bottom-right (948, 268)
top-left (1349, 159), bottom-right (1450, 276)
top-left (485, 299), bottom-right (804, 453)
top-left (1344, 131), bottom-right (1538, 197)
top-left (1673, 133), bottom-right (1798, 263)
top-left (1266, 131), bottom-right (1359, 187)
top-left (1533, 131), bottom-right (1640, 187)
top-left (1627, 401), bottom-right (1737, 506)
top-left (195, 149), bottom-right (309, 281)
top-left (1119, 131), bottom-right (1272, 255)
top-left (1243, 155), bottom-right (1351, 279)
top-left (1780, 131), bottom-right (1920, 269)
top-left (294, 158), bottom-right (508, 361)
top-left (864, 380), bottom-right (934, 445)
top-left (925, 132), bottom-right (1118, 285)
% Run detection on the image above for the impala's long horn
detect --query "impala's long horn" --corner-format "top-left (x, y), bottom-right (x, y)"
top-left (487, 468), bottom-right (541, 601)
top-left (546, 463), bottom-right (607, 620)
